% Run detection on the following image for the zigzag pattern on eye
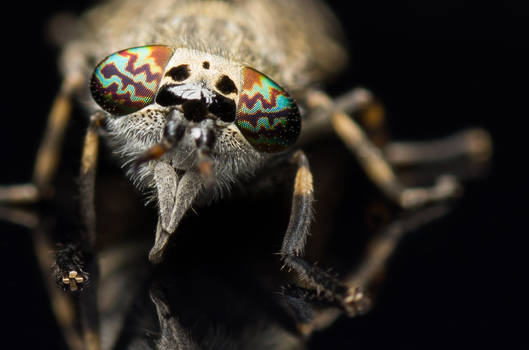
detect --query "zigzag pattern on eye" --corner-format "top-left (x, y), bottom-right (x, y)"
top-left (237, 94), bottom-right (291, 133)
top-left (238, 83), bottom-right (292, 131)
top-left (97, 52), bottom-right (162, 103)
top-left (237, 115), bottom-right (287, 133)
top-left (235, 67), bottom-right (300, 152)
top-left (239, 87), bottom-right (289, 113)
top-left (91, 46), bottom-right (173, 115)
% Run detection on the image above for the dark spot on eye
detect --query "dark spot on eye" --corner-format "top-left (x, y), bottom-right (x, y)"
top-left (215, 75), bottom-right (238, 95)
top-left (202, 61), bottom-right (210, 69)
top-left (165, 64), bottom-right (190, 81)
top-left (208, 94), bottom-right (236, 122)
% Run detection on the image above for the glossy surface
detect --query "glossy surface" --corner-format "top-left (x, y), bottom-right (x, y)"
top-left (90, 45), bottom-right (173, 115)
top-left (236, 67), bottom-right (301, 153)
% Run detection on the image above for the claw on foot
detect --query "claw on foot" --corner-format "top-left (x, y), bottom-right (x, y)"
top-left (62, 270), bottom-right (84, 292)
top-left (343, 287), bottom-right (371, 316)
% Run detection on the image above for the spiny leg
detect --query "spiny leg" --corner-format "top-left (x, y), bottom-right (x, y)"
top-left (0, 108), bottom-right (102, 350)
top-left (305, 89), bottom-right (493, 209)
top-left (53, 113), bottom-right (105, 350)
top-left (332, 88), bottom-right (389, 148)
top-left (0, 200), bottom-right (92, 350)
top-left (0, 76), bottom-right (81, 204)
top-left (79, 113), bottom-right (104, 249)
top-left (333, 110), bottom-right (462, 208)
top-left (0, 207), bottom-right (86, 350)
top-left (292, 89), bottom-right (492, 330)
top-left (306, 88), bottom-right (491, 166)
top-left (299, 203), bottom-right (452, 335)
top-left (280, 150), bottom-right (368, 316)
top-left (280, 150), bottom-right (314, 258)
top-left (300, 88), bottom-right (384, 143)
top-left (336, 89), bottom-right (493, 167)
top-left (35, 224), bottom-right (86, 350)
top-left (345, 204), bottom-right (451, 288)
top-left (78, 113), bottom-right (104, 350)
top-left (1, 78), bottom-right (100, 349)
top-left (305, 90), bottom-right (461, 208)
top-left (54, 113), bottom-right (104, 287)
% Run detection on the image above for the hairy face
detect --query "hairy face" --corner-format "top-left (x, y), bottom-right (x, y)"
top-left (90, 46), bottom-right (301, 191)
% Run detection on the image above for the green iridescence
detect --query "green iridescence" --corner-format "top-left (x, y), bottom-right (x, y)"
top-left (237, 115), bottom-right (287, 133)
top-left (91, 45), bottom-right (172, 115)
top-left (236, 67), bottom-right (301, 153)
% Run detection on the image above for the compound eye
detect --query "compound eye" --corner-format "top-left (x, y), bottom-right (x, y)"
top-left (236, 67), bottom-right (301, 153)
top-left (90, 45), bottom-right (174, 116)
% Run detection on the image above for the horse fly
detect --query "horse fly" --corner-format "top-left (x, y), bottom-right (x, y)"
top-left (0, 0), bottom-right (492, 347)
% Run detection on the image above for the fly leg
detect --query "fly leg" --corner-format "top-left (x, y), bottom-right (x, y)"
top-left (304, 89), bottom-right (491, 209)
top-left (6, 113), bottom-right (107, 350)
top-left (384, 128), bottom-right (492, 167)
top-left (53, 112), bottom-right (104, 289)
top-left (333, 109), bottom-right (459, 208)
top-left (0, 72), bottom-right (102, 349)
top-left (0, 206), bottom-right (87, 350)
top-left (297, 203), bottom-right (451, 335)
top-left (0, 76), bottom-right (82, 204)
top-left (280, 150), bottom-right (369, 316)
top-left (52, 113), bottom-right (105, 350)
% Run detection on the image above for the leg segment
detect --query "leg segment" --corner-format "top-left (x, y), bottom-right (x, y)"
top-left (8, 112), bottom-right (105, 350)
top-left (79, 113), bottom-right (104, 248)
top-left (33, 78), bottom-right (78, 193)
top-left (1, 74), bottom-right (101, 349)
top-left (281, 150), bottom-right (314, 257)
top-left (76, 113), bottom-right (104, 350)
top-left (53, 113), bottom-right (104, 350)
top-left (280, 151), bottom-right (368, 315)
top-left (331, 110), bottom-right (461, 208)
top-left (0, 77), bottom-right (81, 204)
top-left (345, 204), bottom-right (450, 288)
top-left (54, 112), bottom-right (104, 287)
top-left (384, 128), bottom-right (492, 166)
top-left (33, 221), bottom-right (86, 350)
top-left (299, 203), bottom-right (452, 335)
top-left (305, 89), bottom-right (467, 209)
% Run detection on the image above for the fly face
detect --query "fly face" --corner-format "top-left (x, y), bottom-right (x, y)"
top-left (90, 45), bottom-right (301, 189)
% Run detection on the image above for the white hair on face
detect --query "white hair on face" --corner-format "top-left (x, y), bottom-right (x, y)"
top-left (167, 82), bottom-right (216, 104)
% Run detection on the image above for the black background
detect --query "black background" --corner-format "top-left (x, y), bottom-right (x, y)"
top-left (0, 1), bottom-right (527, 349)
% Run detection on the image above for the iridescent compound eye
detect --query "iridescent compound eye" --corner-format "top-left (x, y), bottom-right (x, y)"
top-left (236, 67), bottom-right (301, 153)
top-left (90, 45), bottom-right (174, 115)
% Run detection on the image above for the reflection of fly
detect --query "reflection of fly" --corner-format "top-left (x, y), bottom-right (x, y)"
top-left (0, 0), bottom-right (491, 348)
